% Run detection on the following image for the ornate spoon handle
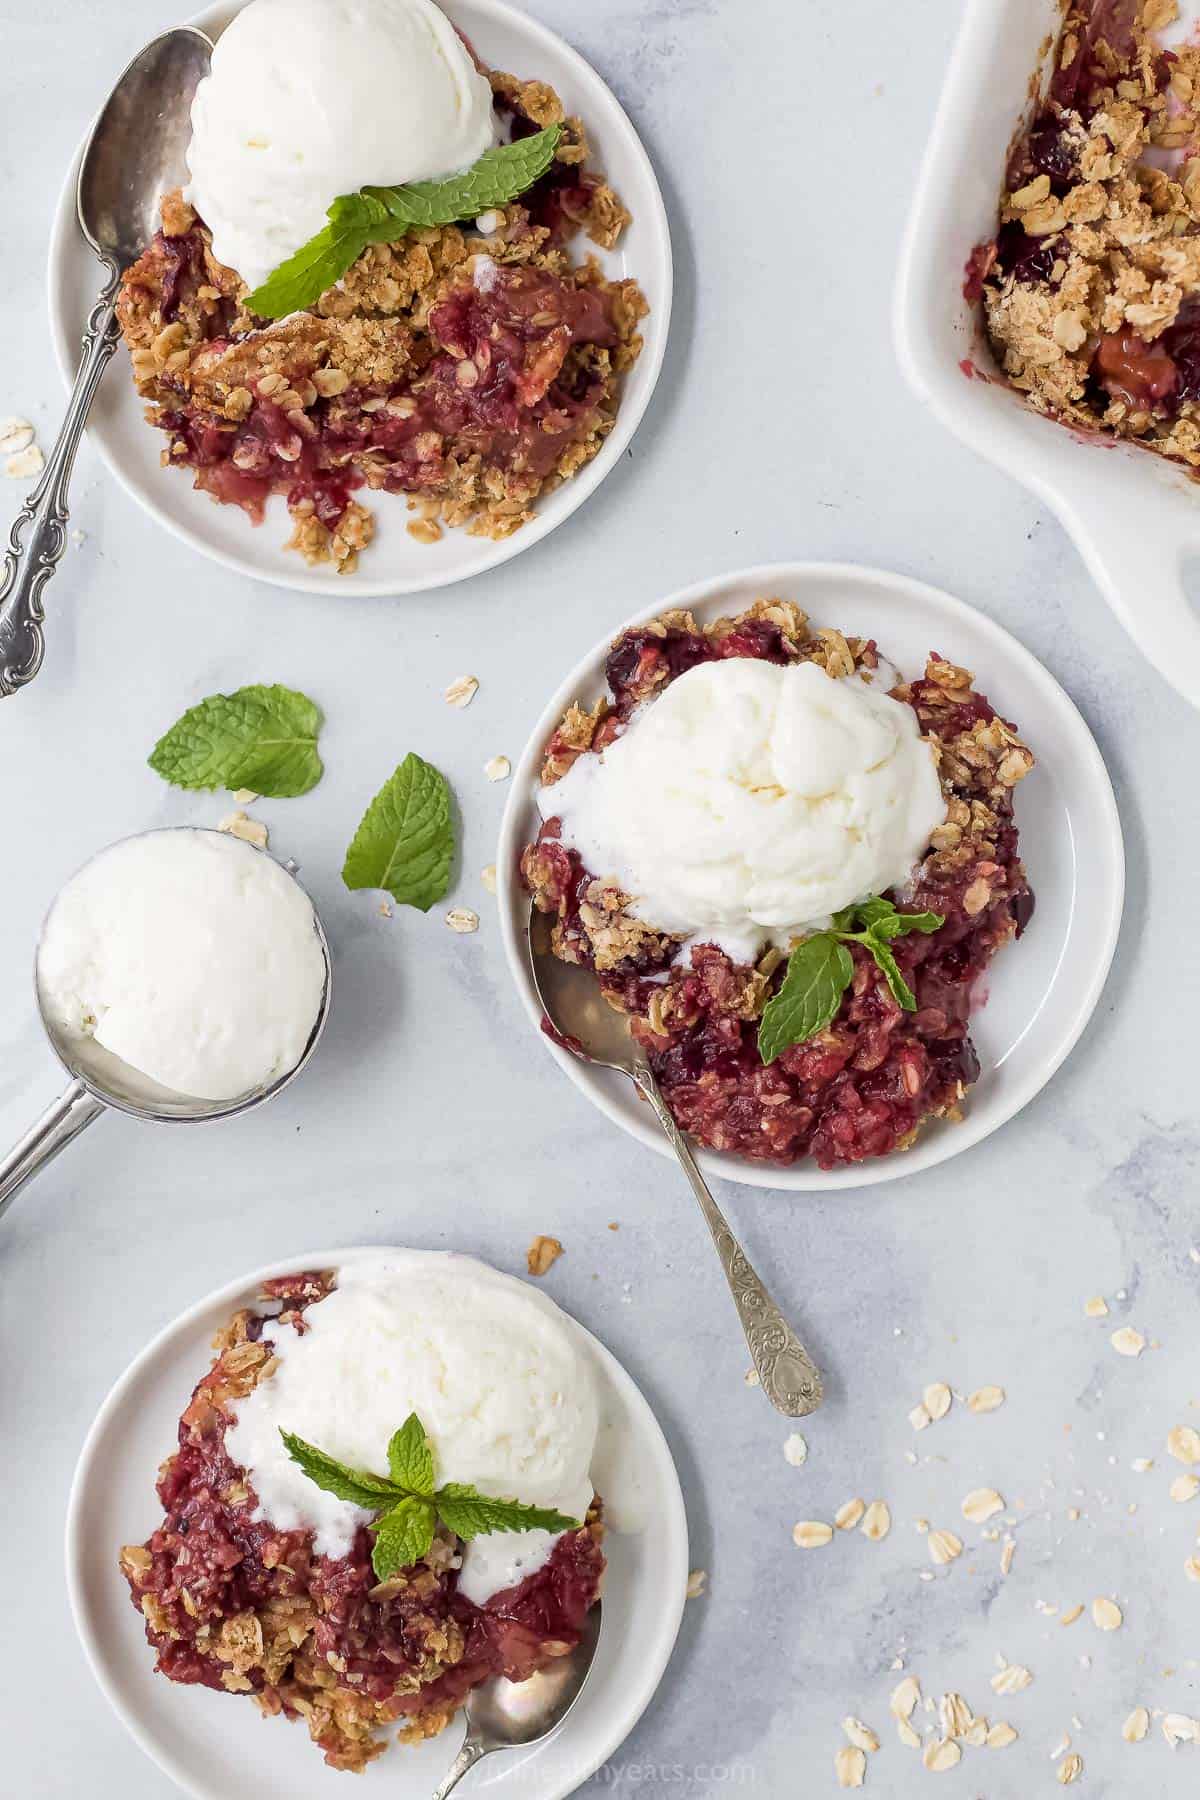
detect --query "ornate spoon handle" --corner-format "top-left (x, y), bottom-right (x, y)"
top-left (0, 271), bottom-right (122, 696)
top-left (633, 1058), bottom-right (823, 1417)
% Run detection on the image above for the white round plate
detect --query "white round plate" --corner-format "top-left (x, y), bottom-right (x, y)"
top-left (48, 0), bottom-right (672, 597)
top-left (497, 562), bottom-right (1125, 1192)
top-left (66, 1246), bottom-right (688, 1799)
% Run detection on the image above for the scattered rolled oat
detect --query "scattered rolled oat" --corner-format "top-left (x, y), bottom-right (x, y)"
top-left (1170, 1474), bottom-right (1200, 1503)
top-left (1060, 1604), bottom-right (1084, 1627)
top-left (444, 674), bottom-right (479, 708)
top-left (896, 1718), bottom-right (921, 1749)
top-left (526, 1235), bottom-right (563, 1277)
top-left (991, 1663), bottom-right (1033, 1696)
top-left (928, 1529), bottom-right (963, 1566)
top-left (834, 1745), bottom-right (866, 1788)
top-left (1168, 1425), bottom-right (1200, 1466)
top-left (231, 788), bottom-right (259, 806)
top-left (1132, 1458), bottom-right (1154, 1473)
top-left (968, 1385), bottom-right (1006, 1414)
top-left (1163, 1714), bottom-right (1200, 1747)
top-left (445, 908), bottom-right (479, 933)
top-left (987, 1721), bottom-right (1018, 1748)
top-left (841, 1718), bottom-right (880, 1753)
top-left (909, 1404), bottom-right (932, 1432)
top-left (1185, 1555), bottom-right (1200, 1582)
top-left (922, 1738), bottom-right (961, 1773)
top-left (1057, 1752), bottom-right (1083, 1784)
top-left (963, 1718), bottom-right (988, 1748)
top-left (939, 1693), bottom-right (972, 1737)
top-left (484, 755), bottom-right (511, 782)
top-left (1122, 1705), bottom-right (1150, 1743)
top-left (685, 1569), bottom-right (707, 1599)
top-left (792, 1520), bottom-right (834, 1549)
top-left (5, 443), bottom-right (44, 480)
top-left (836, 1498), bottom-right (866, 1531)
top-left (743, 1368), bottom-right (760, 1388)
top-left (890, 1676), bottom-right (921, 1720)
top-left (481, 864), bottom-right (497, 894)
top-left (1111, 1326), bottom-right (1146, 1357)
top-left (962, 1487), bottom-right (1005, 1523)
top-left (217, 809), bottom-right (268, 849)
top-left (783, 1432), bottom-right (808, 1467)
top-left (0, 416), bottom-right (34, 454)
top-left (923, 1382), bottom-right (952, 1420)
top-left (1084, 1296), bottom-right (1109, 1318)
top-left (860, 1500), bottom-right (891, 1542)
top-left (1000, 1537), bottom-right (1016, 1575)
top-left (1092, 1596), bottom-right (1123, 1632)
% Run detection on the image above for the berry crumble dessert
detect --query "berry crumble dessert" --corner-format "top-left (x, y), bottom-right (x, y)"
top-left (972, 0), bottom-right (1200, 472)
top-left (119, 1255), bottom-right (604, 1771)
top-left (521, 599), bottom-right (1036, 1171)
top-left (115, 0), bottom-right (647, 573)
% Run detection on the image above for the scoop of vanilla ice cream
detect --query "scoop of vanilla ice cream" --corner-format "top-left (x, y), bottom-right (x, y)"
top-left (36, 829), bottom-right (326, 1103)
top-left (224, 1253), bottom-right (598, 1605)
top-left (542, 657), bottom-right (946, 961)
top-left (185, 0), bottom-right (498, 288)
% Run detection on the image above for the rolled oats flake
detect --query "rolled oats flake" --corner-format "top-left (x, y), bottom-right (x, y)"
top-left (1168, 1425), bottom-right (1200, 1465)
top-left (1122, 1705), bottom-right (1150, 1742)
top-left (5, 444), bottom-right (44, 480)
top-left (1171, 1474), bottom-right (1200, 1502)
top-left (860, 1500), bottom-right (891, 1542)
top-left (923, 1382), bottom-right (952, 1420)
top-left (445, 908), bottom-right (479, 933)
top-left (217, 810), bottom-right (268, 849)
top-left (834, 1745), bottom-right (865, 1788)
top-left (792, 1520), bottom-right (833, 1549)
top-left (922, 1738), bottom-right (961, 1773)
top-left (909, 1403), bottom-right (932, 1432)
top-left (991, 1663), bottom-right (1033, 1696)
top-left (890, 1676), bottom-right (921, 1720)
top-left (987, 1720), bottom-right (1018, 1747)
top-left (835, 1498), bottom-right (866, 1531)
top-left (841, 1718), bottom-right (879, 1753)
top-left (1084, 1295), bottom-right (1109, 1318)
top-left (0, 416), bottom-right (34, 454)
top-left (1060, 1604), bottom-right (1084, 1626)
top-left (444, 674), bottom-right (479, 708)
top-left (685, 1569), bottom-right (706, 1599)
top-left (782, 1432), bottom-right (808, 1467)
top-left (928, 1529), bottom-right (963, 1566)
top-left (481, 864), bottom-right (497, 894)
top-left (968, 1385), bottom-right (1006, 1414)
top-left (1111, 1326), bottom-right (1146, 1357)
top-left (1163, 1713), bottom-right (1200, 1747)
top-left (484, 755), bottom-right (511, 782)
top-left (1092, 1595), bottom-right (1123, 1631)
top-left (962, 1487), bottom-right (1005, 1523)
top-left (1057, 1752), bottom-right (1083, 1784)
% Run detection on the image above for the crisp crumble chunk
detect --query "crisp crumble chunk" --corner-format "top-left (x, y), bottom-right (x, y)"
top-left (975, 0), bottom-right (1200, 472)
top-left (119, 1270), bottom-right (606, 1772)
top-left (521, 600), bottom-right (1035, 1172)
top-left (114, 71), bottom-right (646, 572)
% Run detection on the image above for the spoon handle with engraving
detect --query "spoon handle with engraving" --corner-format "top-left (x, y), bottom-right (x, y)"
top-left (633, 1060), bottom-right (824, 1417)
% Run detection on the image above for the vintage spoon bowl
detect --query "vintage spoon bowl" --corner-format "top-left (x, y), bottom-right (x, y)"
top-left (0, 27), bottom-right (213, 694)
top-left (528, 904), bottom-right (823, 1417)
top-left (431, 1600), bottom-right (603, 1798)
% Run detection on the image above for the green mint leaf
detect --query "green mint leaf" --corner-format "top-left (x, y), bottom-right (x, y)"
top-left (831, 896), bottom-right (897, 933)
top-left (864, 936), bottom-right (917, 1011)
top-left (245, 216), bottom-right (371, 320)
top-left (387, 1413), bottom-right (435, 1496)
top-left (279, 1430), bottom-right (399, 1510)
top-left (758, 935), bottom-right (854, 1065)
top-left (148, 684), bottom-right (323, 797)
top-left (361, 126), bottom-right (561, 234)
top-left (434, 1482), bottom-right (582, 1542)
top-left (342, 752), bottom-right (455, 912)
top-left (870, 908), bottom-right (944, 941)
top-left (371, 1496), bottom-right (437, 1580)
top-left (245, 128), bottom-right (561, 318)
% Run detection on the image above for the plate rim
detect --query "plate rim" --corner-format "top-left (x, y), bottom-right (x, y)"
top-left (496, 558), bottom-right (1126, 1192)
top-left (46, 0), bottom-right (673, 599)
top-left (64, 1243), bottom-right (689, 1800)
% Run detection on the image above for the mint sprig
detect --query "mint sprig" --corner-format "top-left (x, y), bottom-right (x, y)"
top-left (148, 684), bottom-right (323, 797)
top-left (281, 1414), bottom-right (582, 1581)
top-left (758, 895), bottom-right (945, 1064)
top-left (245, 127), bottom-right (562, 319)
top-left (342, 752), bottom-right (455, 912)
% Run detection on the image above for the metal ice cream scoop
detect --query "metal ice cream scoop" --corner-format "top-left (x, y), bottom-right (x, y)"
top-left (429, 1599), bottom-right (602, 1798)
top-left (0, 26), bottom-right (213, 695)
top-left (0, 828), bottom-right (331, 1224)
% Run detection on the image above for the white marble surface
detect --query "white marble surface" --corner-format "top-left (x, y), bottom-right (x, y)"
top-left (2, 1), bottom-right (1199, 1795)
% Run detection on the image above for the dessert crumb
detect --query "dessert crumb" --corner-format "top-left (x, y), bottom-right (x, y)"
top-left (526, 1234), bottom-right (563, 1277)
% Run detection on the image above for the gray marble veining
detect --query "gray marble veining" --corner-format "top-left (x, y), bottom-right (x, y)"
top-left (2, 1), bottom-right (1198, 1794)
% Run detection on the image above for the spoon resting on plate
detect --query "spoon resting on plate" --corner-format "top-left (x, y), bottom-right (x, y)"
top-left (429, 1598), bottom-right (602, 1798)
top-left (528, 903), bottom-right (823, 1417)
top-left (0, 27), bottom-right (212, 696)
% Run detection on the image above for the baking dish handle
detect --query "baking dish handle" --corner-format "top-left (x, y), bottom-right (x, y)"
top-left (1062, 486), bottom-right (1200, 710)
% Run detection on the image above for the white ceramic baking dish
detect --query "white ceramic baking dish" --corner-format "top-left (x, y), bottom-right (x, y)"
top-left (895, 0), bottom-right (1200, 709)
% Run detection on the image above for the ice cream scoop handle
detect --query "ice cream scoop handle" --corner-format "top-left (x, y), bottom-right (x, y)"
top-left (633, 1060), bottom-right (824, 1417)
top-left (0, 276), bottom-right (122, 697)
top-left (0, 1079), bottom-right (107, 1224)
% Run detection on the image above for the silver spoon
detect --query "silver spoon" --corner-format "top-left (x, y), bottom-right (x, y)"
top-left (430, 1599), bottom-right (602, 1798)
top-left (529, 904), bottom-right (823, 1417)
top-left (0, 27), bottom-right (213, 696)
top-left (0, 828), bottom-right (331, 1224)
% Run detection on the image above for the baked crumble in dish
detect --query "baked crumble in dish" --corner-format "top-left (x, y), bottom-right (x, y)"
top-left (119, 1269), bottom-right (605, 1772)
top-left (521, 600), bottom-right (1036, 1171)
top-left (115, 72), bottom-right (646, 573)
top-left (972, 0), bottom-right (1200, 469)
